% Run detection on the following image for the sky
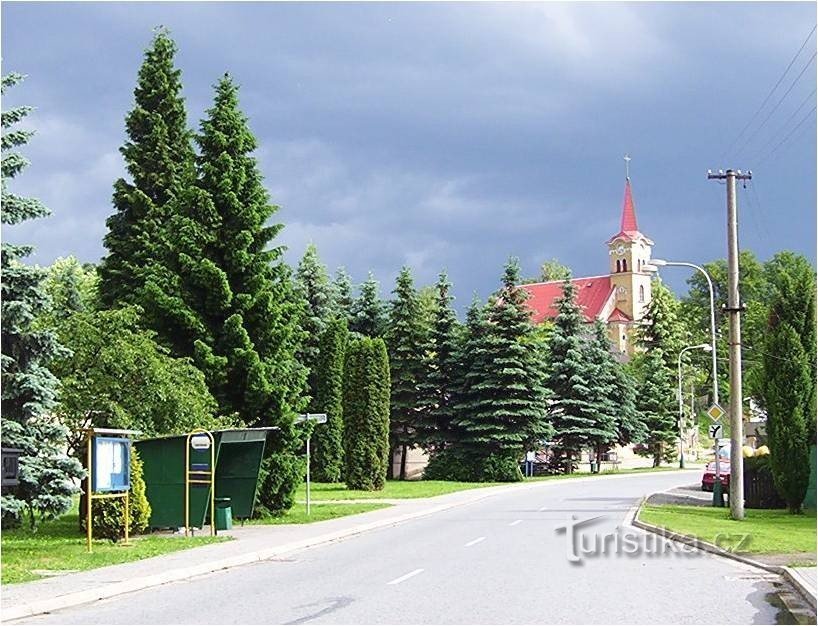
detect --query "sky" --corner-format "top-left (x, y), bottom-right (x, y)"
top-left (2, 1), bottom-right (816, 312)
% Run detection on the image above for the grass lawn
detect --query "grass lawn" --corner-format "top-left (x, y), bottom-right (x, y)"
top-left (247, 502), bottom-right (391, 525)
top-left (639, 504), bottom-right (817, 554)
top-left (299, 466), bottom-right (686, 501)
top-left (1, 508), bottom-right (229, 585)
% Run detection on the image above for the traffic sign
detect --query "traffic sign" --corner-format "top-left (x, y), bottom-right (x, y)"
top-left (190, 434), bottom-right (212, 450)
top-left (297, 413), bottom-right (328, 424)
top-left (709, 423), bottom-right (723, 439)
top-left (706, 403), bottom-right (725, 422)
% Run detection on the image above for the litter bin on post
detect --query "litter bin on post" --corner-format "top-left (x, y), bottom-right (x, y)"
top-left (215, 497), bottom-right (232, 531)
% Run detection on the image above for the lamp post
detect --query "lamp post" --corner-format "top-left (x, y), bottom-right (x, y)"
top-left (648, 260), bottom-right (719, 406)
top-left (677, 344), bottom-right (712, 468)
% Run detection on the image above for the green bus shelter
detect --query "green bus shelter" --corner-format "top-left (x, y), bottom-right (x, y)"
top-left (135, 428), bottom-right (274, 530)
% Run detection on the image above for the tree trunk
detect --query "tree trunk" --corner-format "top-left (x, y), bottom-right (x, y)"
top-left (399, 443), bottom-right (408, 480)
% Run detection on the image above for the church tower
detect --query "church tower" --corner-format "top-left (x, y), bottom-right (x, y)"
top-left (606, 176), bottom-right (654, 351)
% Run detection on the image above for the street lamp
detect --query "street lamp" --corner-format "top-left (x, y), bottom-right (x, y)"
top-left (644, 259), bottom-right (719, 406)
top-left (677, 344), bottom-right (712, 469)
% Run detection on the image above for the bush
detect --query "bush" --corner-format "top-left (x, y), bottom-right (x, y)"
top-left (423, 447), bottom-right (522, 482)
top-left (81, 448), bottom-right (151, 541)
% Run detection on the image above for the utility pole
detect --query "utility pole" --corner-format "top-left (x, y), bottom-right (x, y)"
top-left (707, 168), bottom-right (752, 520)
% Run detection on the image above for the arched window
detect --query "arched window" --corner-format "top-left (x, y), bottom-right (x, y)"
top-left (622, 259), bottom-right (628, 272)
top-left (639, 285), bottom-right (645, 302)
top-left (616, 260), bottom-right (621, 273)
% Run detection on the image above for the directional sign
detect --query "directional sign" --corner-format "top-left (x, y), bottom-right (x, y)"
top-left (706, 403), bottom-right (725, 422)
top-left (297, 413), bottom-right (328, 424)
top-left (709, 423), bottom-right (723, 439)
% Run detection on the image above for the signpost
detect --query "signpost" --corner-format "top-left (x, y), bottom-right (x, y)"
top-left (707, 404), bottom-right (726, 507)
top-left (296, 413), bottom-right (328, 516)
top-left (185, 429), bottom-right (215, 536)
top-left (82, 427), bottom-right (141, 552)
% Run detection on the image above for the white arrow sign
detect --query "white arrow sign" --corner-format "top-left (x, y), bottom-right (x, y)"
top-left (709, 423), bottom-right (723, 439)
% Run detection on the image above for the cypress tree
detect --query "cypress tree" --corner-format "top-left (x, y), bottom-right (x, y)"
top-left (456, 259), bottom-right (551, 481)
top-left (343, 337), bottom-right (391, 490)
top-left (417, 271), bottom-right (462, 450)
top-left (546, 280), bottom-right (606, 471)
top-left (350, 272), bottom-right (386, 337)
top-left (310, 317), bottom-right (348, 482)
top-left (385, 267), bottom-right (428, 479)
top-left (1, 73), bottom-right (84, 527)
top-left (99, 29), bottom-right (195, 308)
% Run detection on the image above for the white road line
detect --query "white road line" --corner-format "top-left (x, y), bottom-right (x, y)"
top-left (386, 568), bottom-right (424, 585)
top-left (538, 506), bottom-right (548, 511)
top-left (464, 536), bottom-right (486, 547)
top-left (509, 519), bottom-right (523, 526)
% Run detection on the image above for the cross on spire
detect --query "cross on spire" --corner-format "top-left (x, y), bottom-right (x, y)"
top-left (624, 154), bottom-right (631, 180)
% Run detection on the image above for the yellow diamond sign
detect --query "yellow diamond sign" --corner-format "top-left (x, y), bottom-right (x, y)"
top-left (707, 403), bottom-right (725, 422)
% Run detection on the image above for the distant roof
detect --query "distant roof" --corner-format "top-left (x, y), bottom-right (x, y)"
top-left (521, 276), bottom-right (613, 323)
top-left (607, 307), bottom-right (632, 323)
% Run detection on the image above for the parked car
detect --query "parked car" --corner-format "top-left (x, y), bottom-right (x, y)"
top-left (701, 460), bottom-right (730, 492)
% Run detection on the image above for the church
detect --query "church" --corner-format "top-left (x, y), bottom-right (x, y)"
top-left (520, 175), bottom-right (654, 357)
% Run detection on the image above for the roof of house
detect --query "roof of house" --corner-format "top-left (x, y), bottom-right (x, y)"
top-left (521, 276), bottom-right (614, 323)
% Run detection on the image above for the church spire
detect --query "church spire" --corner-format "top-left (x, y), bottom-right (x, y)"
top-left (620, 177), bottom-right (638, 233)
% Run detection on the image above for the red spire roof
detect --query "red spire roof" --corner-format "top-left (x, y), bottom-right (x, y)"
top-left (620, 178), bottom-right (638, 233)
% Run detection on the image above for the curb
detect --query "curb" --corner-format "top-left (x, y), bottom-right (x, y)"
top-left (631, 500), bottom-right (817, 613)
top-left (0, 469), bottom-right (696, 622)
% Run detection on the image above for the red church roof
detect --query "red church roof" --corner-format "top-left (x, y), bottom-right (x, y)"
top-left (606, 178), bottom-right (642, 243)
top-left (521, 276), bottom-right (613, 323)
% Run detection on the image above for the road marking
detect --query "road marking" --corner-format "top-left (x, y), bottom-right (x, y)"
top-left (387, 568), bottom-right (424, 585)
top-left (464, 536), bottom-right (486, 547)
top-left (509, 519), bottom-right (523, 526)
top-left (538, 506), bottom-right (548, 511)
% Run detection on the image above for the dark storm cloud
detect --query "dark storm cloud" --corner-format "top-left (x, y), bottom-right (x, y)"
top-left (2, 2), bottom-right (815, 310)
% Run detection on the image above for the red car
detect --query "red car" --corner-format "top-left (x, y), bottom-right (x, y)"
top-left (701, 461), bottom-right (730, 492)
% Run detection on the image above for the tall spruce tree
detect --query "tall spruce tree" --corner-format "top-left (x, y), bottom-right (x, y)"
top-left (546, 280), bottom-right (608, 471)
top-left (637, 280), bottom-right (686, 371)
top-left (417, 272), bottom-right (462, 450)
top-left (1, 73), bottom-right (84, 527)
top-left (310, 317), bottom-right (348, 482)
top-left (385, 267), bottom-right (429, 479)
top-left (294, 244), bottom-right (335, 407)
top-left (350, 272), bottom-right (386, 337)
top-left (342, 337), bottom-right (391, 490)
top-left (631, 349), bottom-right (677, 466)
top-left (455, 259), bottom-right (551, 481)
top-left (99, 29), bottom-right (195, 308)
top-left (333, 267), bottom-right (354, 325)
top-left (582, 321), bottom-right (624, 467)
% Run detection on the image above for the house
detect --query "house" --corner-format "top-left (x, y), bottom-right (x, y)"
top-left (520, 175), bottom-right (654, 357)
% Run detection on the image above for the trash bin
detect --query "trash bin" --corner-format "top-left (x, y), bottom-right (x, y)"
top-left (215, 497), bottom-right (232, 531)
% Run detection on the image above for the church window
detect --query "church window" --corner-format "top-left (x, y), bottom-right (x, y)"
top-left (616, 260), bottom-right (621, 273)
top-left (622, 259), bottom-right (628, 272)
top-left (639, 285), bottom-right (645, 302)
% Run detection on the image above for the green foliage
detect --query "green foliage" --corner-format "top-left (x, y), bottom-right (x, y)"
top-left (39, 257), bottom-right (99, 327)
top-left (385, 267), bottom-right (429, 479)
top-left (310, 317), bottom-right (348, 482)
top-left (546, 280), bottom-right (612, 466)
top-left (99, 29), bottom-right (195, 308)
top-left (525, 258), bottom-right (572, 284)
top-left (295, 244), bottom-right (335, 407)
top-left (1, 72), bottom-right (84, 528)
top-left (81, 449), bottom-right (151, 542)
top-left (631, 350), bottom-right (677, 467)
top-left (350, 272), bottom-right (386, 337)
top-left (333, 267), bottom-right (354, 325)
top-left (637, 280), bottom-right (686, 371)
top-left (343, 337), bottom-right (391, 490)
top-left (50, 306), bottom-right (227, 454)
top-left (417, 272), bottom-right (463, 451)
top-left (452, 259), bottom-right (552, 481)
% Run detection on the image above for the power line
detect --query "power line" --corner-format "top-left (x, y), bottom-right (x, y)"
top-left (733, 50), bottom-right (816, 159)
top-left (721, 25), bottom-right (816, 160)
top-left (752, 87), bottom-right (816, 163)
top-left (757, 104), bottom-right (816, 165)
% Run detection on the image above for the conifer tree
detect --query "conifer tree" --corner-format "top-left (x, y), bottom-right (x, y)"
top-left (417, 272), bottom-right (462, 450)
top-left (310, 317), bottom-right (348, 482)
top-left (582, 321), bottom-right (623, 467)
top-left (1, 73), bottom-right (84, 526)
top-left (342, 337), bottom-right (390, 490)
top-left (99, 29), bottom-right (195, 308)
top-left (631, 349), bottom-right (677, 466)
top-left (455, 259), bottom-right (551, 481)
top-left (350, 272), bottom-right (386, 337)
top-left (333, 267), bottom-right (354, 325)
top-left (295, 244), bottom-right (335, 407)
top-left (637, 280), bottom-right (686, 371)
top-left (546, 280), bottom-right (608, 471)
top-left (385, 267), bottom-right (429, 479)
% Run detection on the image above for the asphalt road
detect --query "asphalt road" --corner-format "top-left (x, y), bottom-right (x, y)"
top-left (15, 471), bottom-right (806, 624)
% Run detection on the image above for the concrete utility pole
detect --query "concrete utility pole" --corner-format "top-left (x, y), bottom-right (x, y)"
top-left (707, 168), bottom-right (752, 520)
